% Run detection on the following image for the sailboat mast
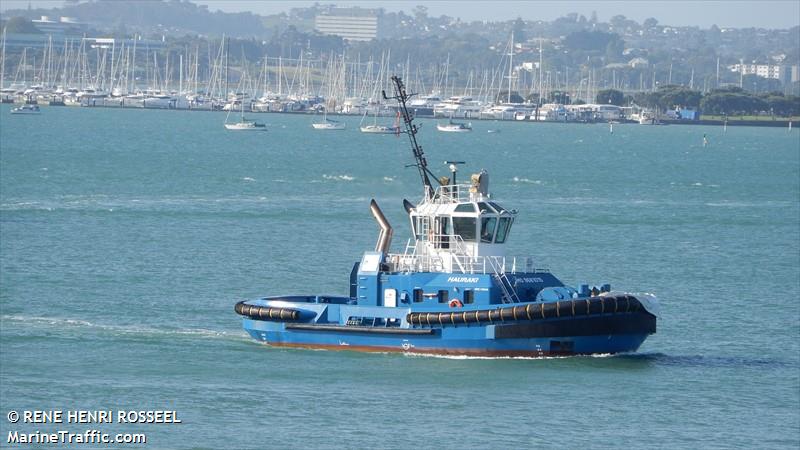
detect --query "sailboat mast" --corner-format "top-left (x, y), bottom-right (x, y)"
top-left (224, 35), bottom-right (229, 100)
top-left (1, 26), bottom-right (6, 90)
top-left (507, 31), bottom-right (513, 103)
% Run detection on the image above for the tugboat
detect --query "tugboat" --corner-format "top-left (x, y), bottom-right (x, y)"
top-left (235, 76), bottom-right (658, 357)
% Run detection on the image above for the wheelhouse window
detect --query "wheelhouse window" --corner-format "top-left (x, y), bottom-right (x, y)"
top-left (438, 290), bottom-right (449, 303)
top-left (489, 202), bottom-right (507, 214)
top-left (495, 217), bottom-right (513, 243)
top-left (455, 203), bottom-right (476, 213)
top-left (477, 202), bottom-right (497, 214)
top-left (413, 289), bottom-right (423, 303)
top-left (452, 217), bottom-right (477, 242)
top-left (480, 217), bottom-right (497, 243)
top-left (412, 217), bottom-right (423, 241)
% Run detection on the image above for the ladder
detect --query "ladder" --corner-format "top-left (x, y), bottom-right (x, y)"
top-left (487, 258), bottom-right (520, 303)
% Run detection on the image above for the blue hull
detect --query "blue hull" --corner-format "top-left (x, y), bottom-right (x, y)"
top-left (241, 304), bottom-right (655, 357)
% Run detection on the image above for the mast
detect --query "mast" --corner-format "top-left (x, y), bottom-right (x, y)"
top-left (507, 31), bottom-right (513, 103)
top-left (538, 37), bottom-right (543, 105)
top-left (224, 35), bottom-right (229, 100)
top-left (130, 35), bottom-right (137, 93)
top-left (383, 76), bottom-right (441, 195)
top-left (1, 26), bottom-right (6, 90)
top-left (193, 45), bottom-right (198, 95)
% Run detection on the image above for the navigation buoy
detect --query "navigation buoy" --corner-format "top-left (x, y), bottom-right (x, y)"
top-left (703, 134), bottom-right (709, 147)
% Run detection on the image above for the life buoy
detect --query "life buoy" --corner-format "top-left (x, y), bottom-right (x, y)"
top-left (449, 299), bottom-right (463, 308)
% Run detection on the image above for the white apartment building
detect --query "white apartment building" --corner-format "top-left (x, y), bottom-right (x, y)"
top-left (314, 8), bottom-right (379, 42)
top-left (728, 63), bottom-right (790, 81)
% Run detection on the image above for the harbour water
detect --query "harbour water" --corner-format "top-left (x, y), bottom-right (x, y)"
top-left (1, 105), bottom-right (798, 448)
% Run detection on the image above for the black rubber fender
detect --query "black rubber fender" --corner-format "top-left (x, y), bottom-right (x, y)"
top-left (589, 297), bottom-right (605, 315)
top-left (405, 294), bottom-right (646, 327)
top-left (234, 301), bottom-right (302, 322)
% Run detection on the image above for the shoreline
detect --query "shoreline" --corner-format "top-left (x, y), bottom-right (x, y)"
top-left (3, 100), bottom-right (797, 128)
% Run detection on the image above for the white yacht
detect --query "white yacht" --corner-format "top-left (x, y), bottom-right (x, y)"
top-left (532, 104), bottom-right (570, 122)
top-left (481, 104), bottom-right (516, 120)
top-left (312, 120), bottom-right (346, 130)
top-left (433, 96), bottom-right (483, 119)
top-left (407, 93), bottom-right (442, 117)
top-left (360, 111), bottom-right (400, 134)
top-left (312, 108), bottom-right (346, 130)
top-left (224, 120), bottom-right (267, 131)
top-left (10, 104), bottom-right (41, 114)
top-left (225, 98), bottom-right (266, 131)
top-left (437, 119), bottom-right (472, 132)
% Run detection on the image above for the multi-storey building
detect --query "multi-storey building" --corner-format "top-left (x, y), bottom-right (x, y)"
top-left (314, 8), bottom-right (379, 42)
top-left (728, 63), bottom-right (791, 82)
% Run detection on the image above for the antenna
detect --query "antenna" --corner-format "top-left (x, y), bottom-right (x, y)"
top-left (383, 75), bottom-right (441, 196)
top-left (444, 160), bottom-right (465, 185)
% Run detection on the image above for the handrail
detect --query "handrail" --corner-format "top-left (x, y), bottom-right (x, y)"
top-left (422, 183), bottom-right (488, 204)
top-left (387, 248), bottom-right (549, 275)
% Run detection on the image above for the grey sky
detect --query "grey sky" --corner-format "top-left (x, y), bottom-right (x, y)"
top-left (2, 0), bottom-right (799, 29)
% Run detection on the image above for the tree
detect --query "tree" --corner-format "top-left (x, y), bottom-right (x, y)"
top-left (548, 90), bottom-right (571, 104)
top-left (596, 89), bottom-right (624, 106)
top-left (4, 16), bottom-right (41, 34)
top-left (643, 18), bottom-right (659, 29)
top-left (633, 91), bottom-right (662, 109)
top-left (657, 86), bottom-right (702, 109)
top-left (497, 90), bottom-right (524, 104)
top-left (700, 92), bottom-right (767, 115)
top-left (765, 95), bottom-right (791, 116)
top-left (412, 5), bottom-right (428, 22)
top-left (512, 17), bottom-right (525, 43)
top-left (563, 30), bottom-right (621, 52)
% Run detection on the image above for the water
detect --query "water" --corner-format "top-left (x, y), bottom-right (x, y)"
top-left (1, 106), bottom-right (798, 448)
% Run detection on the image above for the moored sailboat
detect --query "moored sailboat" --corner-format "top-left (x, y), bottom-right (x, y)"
top-left (224, 97), bottom-right (266, 131)
top-left (312, 107), bottom-right (346, 130)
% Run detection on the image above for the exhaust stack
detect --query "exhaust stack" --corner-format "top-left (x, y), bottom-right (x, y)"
top-left (369, 199), bottom-right (393, 254)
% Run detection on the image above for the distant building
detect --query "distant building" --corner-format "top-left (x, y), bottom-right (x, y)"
top-left (628, 57), bottom-right (649, 68)
top-left (729, 63), bottom-right (791, 82)
top-left (314, 8), bottom-right (379, 42)
top-left (2, 34), bottom-right (164, 51)
top-left (30, 16), bottom-right (87, 36)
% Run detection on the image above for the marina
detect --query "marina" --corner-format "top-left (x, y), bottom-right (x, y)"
top-left (3, 91), bottom-right (796, 127)
top-left (1, 31), bottom-right (794, 127)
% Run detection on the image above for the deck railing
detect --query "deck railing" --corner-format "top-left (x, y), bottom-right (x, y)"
top-left (386, 236), bottom-right (548, 275)
top-left (423, 184), bottom-right (486, 204)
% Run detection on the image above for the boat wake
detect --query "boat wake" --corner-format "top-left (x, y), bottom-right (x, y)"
top-left (403, 352), bottom-right (615, 361)
top-left (1, 314), bottom-right (249, 342)
top-left (616, 352), bottom-right (792, 369)
top-left (322, 174), bottom-right (355, 181)
top-left (512, 177), bottom-right (544, 185)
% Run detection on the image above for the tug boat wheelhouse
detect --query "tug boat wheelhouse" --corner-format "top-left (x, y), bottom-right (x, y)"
top-left (235, 76), bottom-right (658, 357)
